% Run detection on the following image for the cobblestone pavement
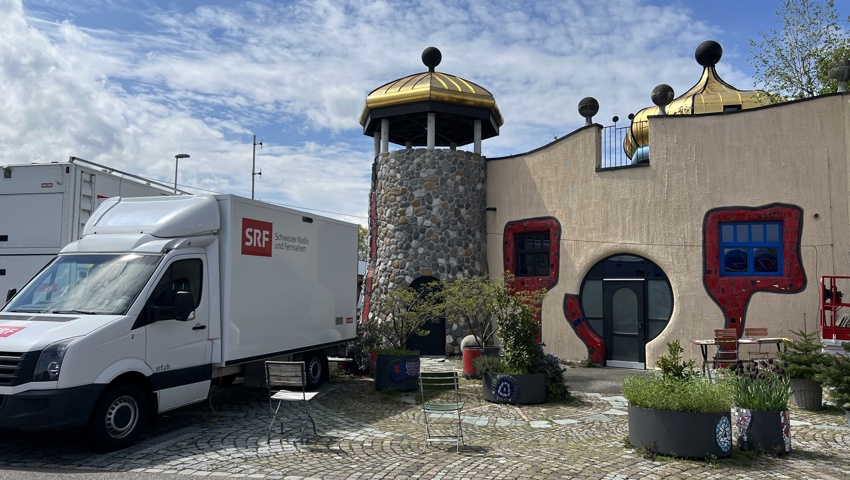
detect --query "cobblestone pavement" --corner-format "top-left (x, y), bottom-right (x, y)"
top-left (1, 358), bottom-right (849, 479)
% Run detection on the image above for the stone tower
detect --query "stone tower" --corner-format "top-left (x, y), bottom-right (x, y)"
top-left (359, 47), bottom-right (503, 354)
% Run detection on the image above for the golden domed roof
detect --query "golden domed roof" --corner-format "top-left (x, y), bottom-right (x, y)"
top-left (360, 71), bottom-right (503, 126)
top-left (360, 47), bottom-right (503, 147)
top-left (624, 41), bottom-right (767, 161)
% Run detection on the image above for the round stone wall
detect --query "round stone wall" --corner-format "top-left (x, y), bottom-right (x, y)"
top-left (365, 148), bottom-right (488, 353)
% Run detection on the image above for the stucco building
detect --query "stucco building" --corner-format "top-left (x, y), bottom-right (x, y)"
top-left (360, 42), bottom-right (850, 369)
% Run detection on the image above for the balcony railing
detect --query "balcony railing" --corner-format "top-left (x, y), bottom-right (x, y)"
top-left (599, 121), bottom-right (647, 170)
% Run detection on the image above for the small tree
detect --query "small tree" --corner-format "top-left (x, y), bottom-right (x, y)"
top-left (437, 276), bottom-right (503, 348)
top-left (357, 225), bottom-right (369, 261)
top-left (815, 342), bottom-right (850, 409)
top-left (748, 0), bottom-right (850, 101)
top-left (777, 327), bottom-right (831, 380)
top-left (364, 286), bottom-right (438, 354)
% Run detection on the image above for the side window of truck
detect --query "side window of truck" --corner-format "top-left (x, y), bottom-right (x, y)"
top-left (136, 259), bottom-right (203, 326)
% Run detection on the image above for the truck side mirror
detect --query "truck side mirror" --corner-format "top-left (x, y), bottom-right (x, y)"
top-left (174, 291), bottom-right (195, 321)
top-left (6, 288), bottom-right (16, 303)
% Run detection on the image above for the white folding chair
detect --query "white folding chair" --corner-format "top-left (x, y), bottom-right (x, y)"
top-left (419, 371), bottom-right (465, 453)
top-left (266, 361), bottom-right (319, 444)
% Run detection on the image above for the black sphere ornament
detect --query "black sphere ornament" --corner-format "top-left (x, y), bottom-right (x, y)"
top-left (422, 47), bottom-right (442, 72)
top-left (578, 97), bottom-right (599, 125)
top-left (695, 40), bottom-right (722, 67)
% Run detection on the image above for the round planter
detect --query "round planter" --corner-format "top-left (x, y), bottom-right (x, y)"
top-left (482, 372), bottom-right (546, 404)
top-left (790, 378), bottom-right (822, 410)
top-left (627, 405), bottom-right (733, 459)
top-left (733, 407), bottom-right (792, 454)
top-left (461, 346), bottom-right (500, 378)
top-left (374, 353), bottom-right (420, 391)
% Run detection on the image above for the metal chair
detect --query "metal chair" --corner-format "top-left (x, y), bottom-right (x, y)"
top-left (711, 328), bottom-right (739, 373)
top-left (744, 327), bottom-right (770, 360)
top-left (265, 361), bottom-right (319, 444)
top-left (419, 371), bottom-right (464, 453)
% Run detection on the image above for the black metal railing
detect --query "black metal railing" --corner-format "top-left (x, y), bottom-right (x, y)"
top-left (599, 120), bottom-right (647, 170)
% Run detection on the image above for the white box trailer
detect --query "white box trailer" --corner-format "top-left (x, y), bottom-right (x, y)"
top-left (1, 157), bottom-right (177, 298)
top-left (0, 194), bottom-right (358, 450)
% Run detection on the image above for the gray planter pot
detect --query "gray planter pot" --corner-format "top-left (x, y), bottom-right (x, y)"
top-left (482, 372), bottom-right (546, 404)
top-left (790, 378), bottom-right (822, 410)
top-left (733, 407), bottom-right (792, 454)
top-left (374, 353), bottom-right (420, 391)
top-left (627, 405), bottom-right (733, 459)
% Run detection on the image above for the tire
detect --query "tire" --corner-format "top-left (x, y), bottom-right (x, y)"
top-left (303, 351), bottom-right (328, 390)
top-left (89, 383), bottom-right (148, 451)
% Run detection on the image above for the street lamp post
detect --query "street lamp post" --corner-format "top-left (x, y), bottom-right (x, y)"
top-left (174, 153), bottom-right (190, 193)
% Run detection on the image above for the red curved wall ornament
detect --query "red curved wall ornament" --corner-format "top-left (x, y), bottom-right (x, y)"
top-left (503, 217), bottom-right (561, 342)
top-left (703, 204), bottom-right (806, 336)
top-left (563, 294), bottom-right (606, 364)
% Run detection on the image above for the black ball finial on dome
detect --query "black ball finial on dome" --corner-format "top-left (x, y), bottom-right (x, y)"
top-left (422, 47), bottom-right (442, 73)
top-left (651, 84), bottom-right (674, 115)
top-left (578, 97), bottom-right (599, 125)
top-left (695, 40), bottom-right (722, 67)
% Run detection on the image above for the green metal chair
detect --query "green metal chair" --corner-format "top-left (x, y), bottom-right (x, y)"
top-left (419, 371), bottom-right (464, 452)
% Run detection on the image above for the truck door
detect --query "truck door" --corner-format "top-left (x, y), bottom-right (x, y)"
top-left (139, 256), bottom-right (211, 411)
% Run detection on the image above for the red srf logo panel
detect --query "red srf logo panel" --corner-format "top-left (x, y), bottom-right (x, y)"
top-left (241, 218), bottom-right (273, 257)
top-left (0, 326), bottom-right (25, 337)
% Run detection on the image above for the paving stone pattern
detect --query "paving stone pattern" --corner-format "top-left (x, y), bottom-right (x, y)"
top-left (1, 359), bottom-right (849, 479)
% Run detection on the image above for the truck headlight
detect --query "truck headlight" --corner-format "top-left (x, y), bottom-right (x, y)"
top-left (33, 338), bottom-right (79, 382)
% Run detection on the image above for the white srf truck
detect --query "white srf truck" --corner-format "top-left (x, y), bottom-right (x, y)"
top-left (1, 157), bottom-right (178, 298)
top-left (0, 194), bottom-right (357, 450)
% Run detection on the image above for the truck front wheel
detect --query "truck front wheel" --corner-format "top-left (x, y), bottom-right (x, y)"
top-left (304, 352), bottom-right (327, 390)
top-left (89, 383), bottom-right (148, 451)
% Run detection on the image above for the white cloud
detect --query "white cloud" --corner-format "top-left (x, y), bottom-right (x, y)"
top-left (1, 0), bottom-right (760, 224)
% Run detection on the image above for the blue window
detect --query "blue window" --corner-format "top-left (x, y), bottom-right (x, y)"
top-left (720, 222), bottom-right (782, 276)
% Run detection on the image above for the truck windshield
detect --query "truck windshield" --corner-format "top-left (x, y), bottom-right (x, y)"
top-left (4, 253), bottom-right (161, 315)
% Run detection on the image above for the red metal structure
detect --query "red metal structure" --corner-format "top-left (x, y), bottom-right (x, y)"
top-left (820, 275), bottom-right (850, 344)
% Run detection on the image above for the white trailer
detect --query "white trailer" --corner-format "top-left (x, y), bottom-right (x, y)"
top-left (1, 157), bottom-right (178, 299)
top-left (0, 194), bottom-right (358, 450)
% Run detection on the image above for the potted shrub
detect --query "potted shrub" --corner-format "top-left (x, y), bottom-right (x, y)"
top-left (724, 359), bottom-right (793, 454)
top-left (623, 340), bottom-right (734, 460)
top-left (776, 327), bottom-right (830, 410)
top-left (815, 341), bottom-right (850, 427)
top-left (365, 286), bottom-right (439, 391)
top-left (438, 276), bottom-right (503, 377)
top-left (473, 281), bottom-right (569, 404)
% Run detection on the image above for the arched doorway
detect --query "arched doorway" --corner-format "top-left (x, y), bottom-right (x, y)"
top-left (580, 255), bottom-right (673, 369)
top-left (405, 276), bottom-right (446, 356)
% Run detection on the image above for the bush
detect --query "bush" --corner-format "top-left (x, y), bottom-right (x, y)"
top-left (623, 341), bottom-right (732, 414)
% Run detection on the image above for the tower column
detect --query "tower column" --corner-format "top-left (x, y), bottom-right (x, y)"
top-left (381, 119), bottom-right (390, 154)
top-left (373, 131), bottom-right (380, 158)
top-left (427, 113), bottom-right (436, 150)
top-left (473, 120), bottom-right (482, 154)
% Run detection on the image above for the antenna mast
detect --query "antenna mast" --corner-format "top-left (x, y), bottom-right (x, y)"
top-left (252, 135), bottom-right (263, 199)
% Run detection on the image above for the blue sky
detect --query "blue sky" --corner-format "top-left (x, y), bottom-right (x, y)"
top-left (3, 0), bottom-right (848, 226)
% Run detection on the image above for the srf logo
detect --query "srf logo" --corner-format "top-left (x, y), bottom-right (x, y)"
top-left (242, 218), bottom-right (272, 257)
top-left (0, 326), bottom-right (24, 338)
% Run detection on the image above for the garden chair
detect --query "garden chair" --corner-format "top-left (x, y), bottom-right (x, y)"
top-left (744, 327), bottom-right (770, 360)
top-left (265, 361), bottom-right (319, 444)
top-left (419, 371), bottom-right (464, 452)
top-left (711, 328), bottom-right (739, 374)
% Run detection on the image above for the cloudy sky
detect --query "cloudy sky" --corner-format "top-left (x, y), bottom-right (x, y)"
top-left (3, 0), bottom-right (848, 226)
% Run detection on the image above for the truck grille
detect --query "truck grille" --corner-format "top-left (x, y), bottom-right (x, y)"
top-left (0, 351), bottom-right (37, 386)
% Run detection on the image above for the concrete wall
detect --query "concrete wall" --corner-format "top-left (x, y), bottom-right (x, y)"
top-left (486, 93), bottom-right (850, 366)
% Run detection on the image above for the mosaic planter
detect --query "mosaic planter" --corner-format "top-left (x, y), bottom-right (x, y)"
top-left (733, 407), bottom-right (792, 454)
top-left (482, 372), bottom-right (546, 405)
top-left (461, 346), bottom-right (500, 379)
top-left (373, 353), bottom-right (420, 391)
top-left (627, 405), bottom-right (733, 459)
